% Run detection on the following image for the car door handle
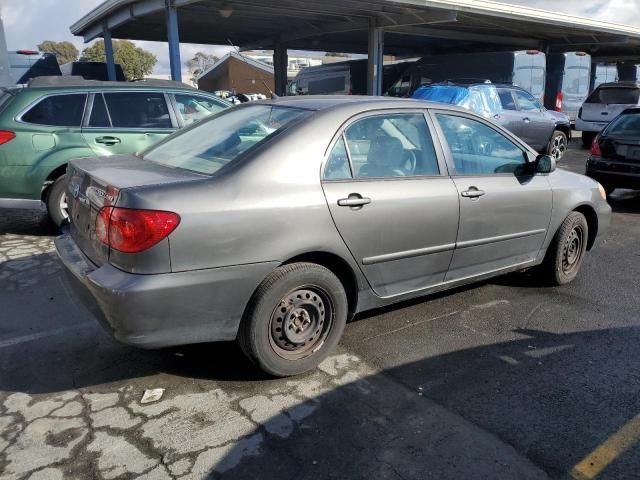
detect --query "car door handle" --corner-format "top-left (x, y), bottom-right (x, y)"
top-left (95, 136), bottom-right (121, 145)
top-left (523, 117), bottom-right (531, 123)
top-left (338, 195), bottom-right (371, 207)
top-left (461, 188), bottom-right (486, 198)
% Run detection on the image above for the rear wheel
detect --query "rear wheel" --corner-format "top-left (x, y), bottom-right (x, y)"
top-left (539, 212), bottom-right (589, 286)
top-left (238, 263), bottom-right (348, 377)
top-left (547, 130), bottom-right (568, 161)
top-left (46, 175), bottom-right (69, 227)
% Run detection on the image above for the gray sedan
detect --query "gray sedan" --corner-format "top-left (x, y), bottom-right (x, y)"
top-left (55, 97), bottom-right (611, 377)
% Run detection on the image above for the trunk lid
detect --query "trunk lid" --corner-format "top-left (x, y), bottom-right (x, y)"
top-left (581, 103), bottom-right (633, 123)
top-left (66, 154), bottom-right (206, 266)
top-left (600, 135), bottom-right (640, 172)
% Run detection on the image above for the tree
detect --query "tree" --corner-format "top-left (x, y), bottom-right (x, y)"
top-left (37, 41), bottom-right (79, 65)
top-left (187, 52), bottom-right (219, 84)
top-left (80, 40), bottom-right (157, 80)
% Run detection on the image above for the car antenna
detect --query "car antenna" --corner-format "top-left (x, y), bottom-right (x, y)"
top-left (227, 39), bottom-right (278, 99)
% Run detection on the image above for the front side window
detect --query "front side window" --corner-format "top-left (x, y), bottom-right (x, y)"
top-left (104, 92), bottom-right (172, 129)
top-left (343, 113), bottom-right (439, 178)
top-left (175, 94), bottom-right (226, 126)
top-left (513, 90), bottom-right (541, 112)
top-left (144, 105), bottom-right (311, 175)
top-left (22, 94), bottom-right (86, 127)
top-left (436, 114), bottom-right (527, 176)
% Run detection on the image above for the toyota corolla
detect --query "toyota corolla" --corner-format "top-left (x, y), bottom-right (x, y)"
top-left (55, 96), bottom-right (611, 377)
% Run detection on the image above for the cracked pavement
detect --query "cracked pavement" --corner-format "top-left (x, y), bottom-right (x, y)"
top-left (1, 143), bottom-right (639, 479)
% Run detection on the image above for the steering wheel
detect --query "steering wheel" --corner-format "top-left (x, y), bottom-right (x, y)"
top-left (402, 149), bottom-right (417, 175)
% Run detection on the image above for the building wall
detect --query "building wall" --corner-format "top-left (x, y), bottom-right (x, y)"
top-left (198, 57), bottom-right (274, 95)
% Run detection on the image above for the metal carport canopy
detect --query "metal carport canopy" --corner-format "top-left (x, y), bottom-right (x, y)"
top-left (70, 0), bottom-right (640, 91)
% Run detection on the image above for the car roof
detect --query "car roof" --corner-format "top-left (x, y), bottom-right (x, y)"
top-left (25, 76), bottom-right (199, 91)
top-left (255, 95), bottom-right (466, 113)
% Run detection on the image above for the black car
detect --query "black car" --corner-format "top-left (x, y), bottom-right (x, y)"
top-left (586, 107), bottom-right (640, 195)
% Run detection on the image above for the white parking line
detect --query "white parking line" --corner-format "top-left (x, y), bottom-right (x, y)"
top-left (0, 323), bottom-right (94, 349)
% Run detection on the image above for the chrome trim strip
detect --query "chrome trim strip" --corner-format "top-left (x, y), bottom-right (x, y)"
top-left (456, 229), bottom-right (546, 249)
top-left (0, 198), bottom-right (46, 210)
top-left (362, 243), bottom-right (456, 265)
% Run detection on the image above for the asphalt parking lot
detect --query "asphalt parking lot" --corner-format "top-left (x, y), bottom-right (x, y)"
top-left (1, 139), bottom-right (639, 480)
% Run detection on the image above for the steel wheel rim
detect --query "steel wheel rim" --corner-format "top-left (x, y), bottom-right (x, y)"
top-left (551, 134), bottom-right (567, 161)
top-left (59, 193), bottom-right (69, 220)
top-left (269, 286), bottom-right (334, 360)
top-left (562, 225), bottom-right (584, 274)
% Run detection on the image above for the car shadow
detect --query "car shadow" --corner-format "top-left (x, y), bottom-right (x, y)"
top-left (0, 208), bottom-right (59, 236)
top-left (208, 326), bottom-right (640, 479)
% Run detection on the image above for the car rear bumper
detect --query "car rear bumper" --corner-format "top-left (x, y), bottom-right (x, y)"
top-left (587, 158), bottom-right (640, 190)
top-left (55, 233), bottom-right (278, 349)
top-left (575, 118), bottom-right (609, 133)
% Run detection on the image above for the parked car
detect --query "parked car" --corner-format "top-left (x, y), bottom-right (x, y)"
top-left (0, 76), bottom-right (230, 225)
top-left (586, 107), bottom-right (640, 194)
top-left (55, 96), bottom-right (610, 377)
top-left (576, 81), bottom-right (640, 147)
top-left (289, 59), bottom-right (405, 96)
top-left (495, 84), bottom-right (571, 161)
top-left (413, 82), bottom-right (571, 160)
top-left (388, 50), bottom-right (546, 99)
top-left (545, 52), bottom-right (592, 123)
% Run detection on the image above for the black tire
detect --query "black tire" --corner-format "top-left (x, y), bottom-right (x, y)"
top-left (238, 262), bottom-right (348, 377)
top-left (581, 132), bottom-right (595, 149)
top-left (547, 130), bottom-right (568, 161)
top-left (46, 175), bottom-right (68, 227)
top-left (539, 212), bottom-right (589, 286)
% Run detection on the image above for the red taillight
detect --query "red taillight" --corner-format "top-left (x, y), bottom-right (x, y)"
top-left (590, 136), bottom-right (602, 156)
top-left (16, 50), bottom-right (38, 55)
top-left (96, 207), bottom-right (180, 253)
top-left (555, 91), bottom-right (564, 112)
top-left (0, 130), bottom-right (16, 145)
top-left (576, 51), bottom-right (587, 57)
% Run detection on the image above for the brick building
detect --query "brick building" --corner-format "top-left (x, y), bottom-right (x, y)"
top-left (196, 51), bottom-right (274, 95)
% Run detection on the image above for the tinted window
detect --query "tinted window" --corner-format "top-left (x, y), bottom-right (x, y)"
top-left (104, 92), bottom-right (172, 128)
top-left (436, 114), bottom-right (526, 175)
top-left (307, 76), bottom-right (347, 95)
top-left (605, 111), bottom-right (640, 136)
top-left (144, 105), bottom-right (310, 175)
top-left (323, 136), bottom-right (352, 180)
top-left (498, 90), bottom-right (517, 110)
top-left (22, 94), bottom-right (86, 127)
top-left (175, 94), bottom-right (226, 126)
top-left (89, 94), bottom-right (111, 127)
top-left (344, 113), bottom-right (439, 178)
top-left (586, 87), bottom-right (640, 105)
top-left (513, 90), bottom-right (540, 112)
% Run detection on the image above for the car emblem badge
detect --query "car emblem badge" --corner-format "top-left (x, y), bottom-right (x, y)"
top-left (72, 183), bottom-right (80, 199)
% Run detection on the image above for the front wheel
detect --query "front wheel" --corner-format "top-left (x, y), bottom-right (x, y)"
top-left (547, 130), bottom-right (568, 161)
top-left (46, 175), bottom-right (69, 227)
top-left (238, 263), bottom-right (348, 377)
top-left (539, 212), bottom-right (589, 286)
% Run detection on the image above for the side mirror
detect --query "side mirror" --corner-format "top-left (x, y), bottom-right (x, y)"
top-left (535, 154), bottom-right (556, 174)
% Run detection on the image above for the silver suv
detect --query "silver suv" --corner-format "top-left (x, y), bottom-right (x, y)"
top-left (576, 82), bottom-right (640, 147)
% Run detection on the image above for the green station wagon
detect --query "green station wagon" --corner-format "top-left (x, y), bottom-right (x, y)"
top-left (0, 77), bottom-right (229, 225)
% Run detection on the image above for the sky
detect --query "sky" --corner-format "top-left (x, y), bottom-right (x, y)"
top-left (1, 0), bottom-right (639, 76)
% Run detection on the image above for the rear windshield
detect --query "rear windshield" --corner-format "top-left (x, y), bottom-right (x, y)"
top-left (604, 111), bottom-right (640, 136)
top-left (143, 105), bottom-right (311, 175)
top-left (586, 87), bottom-right (640, 105)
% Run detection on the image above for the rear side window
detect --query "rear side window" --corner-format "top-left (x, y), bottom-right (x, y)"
top-left (22, 94), bottom-right (87, 127)
top-left (586, 87), bottom-right (640, 105)
top-left (104, 92), bottom-right (172, 128)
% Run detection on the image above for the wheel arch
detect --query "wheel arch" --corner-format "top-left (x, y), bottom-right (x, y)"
top-left (281, 251), bottom-right (360, 318)
top-left (554, 124), bottom-right (572, 141)
top-left (40, 163), bottom-right (67, 201)
top-left (573, 204), bottom-right (598, 250)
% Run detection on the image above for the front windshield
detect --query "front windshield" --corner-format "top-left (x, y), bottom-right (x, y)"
top-left (144, 105), bottom-right (311, 175)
